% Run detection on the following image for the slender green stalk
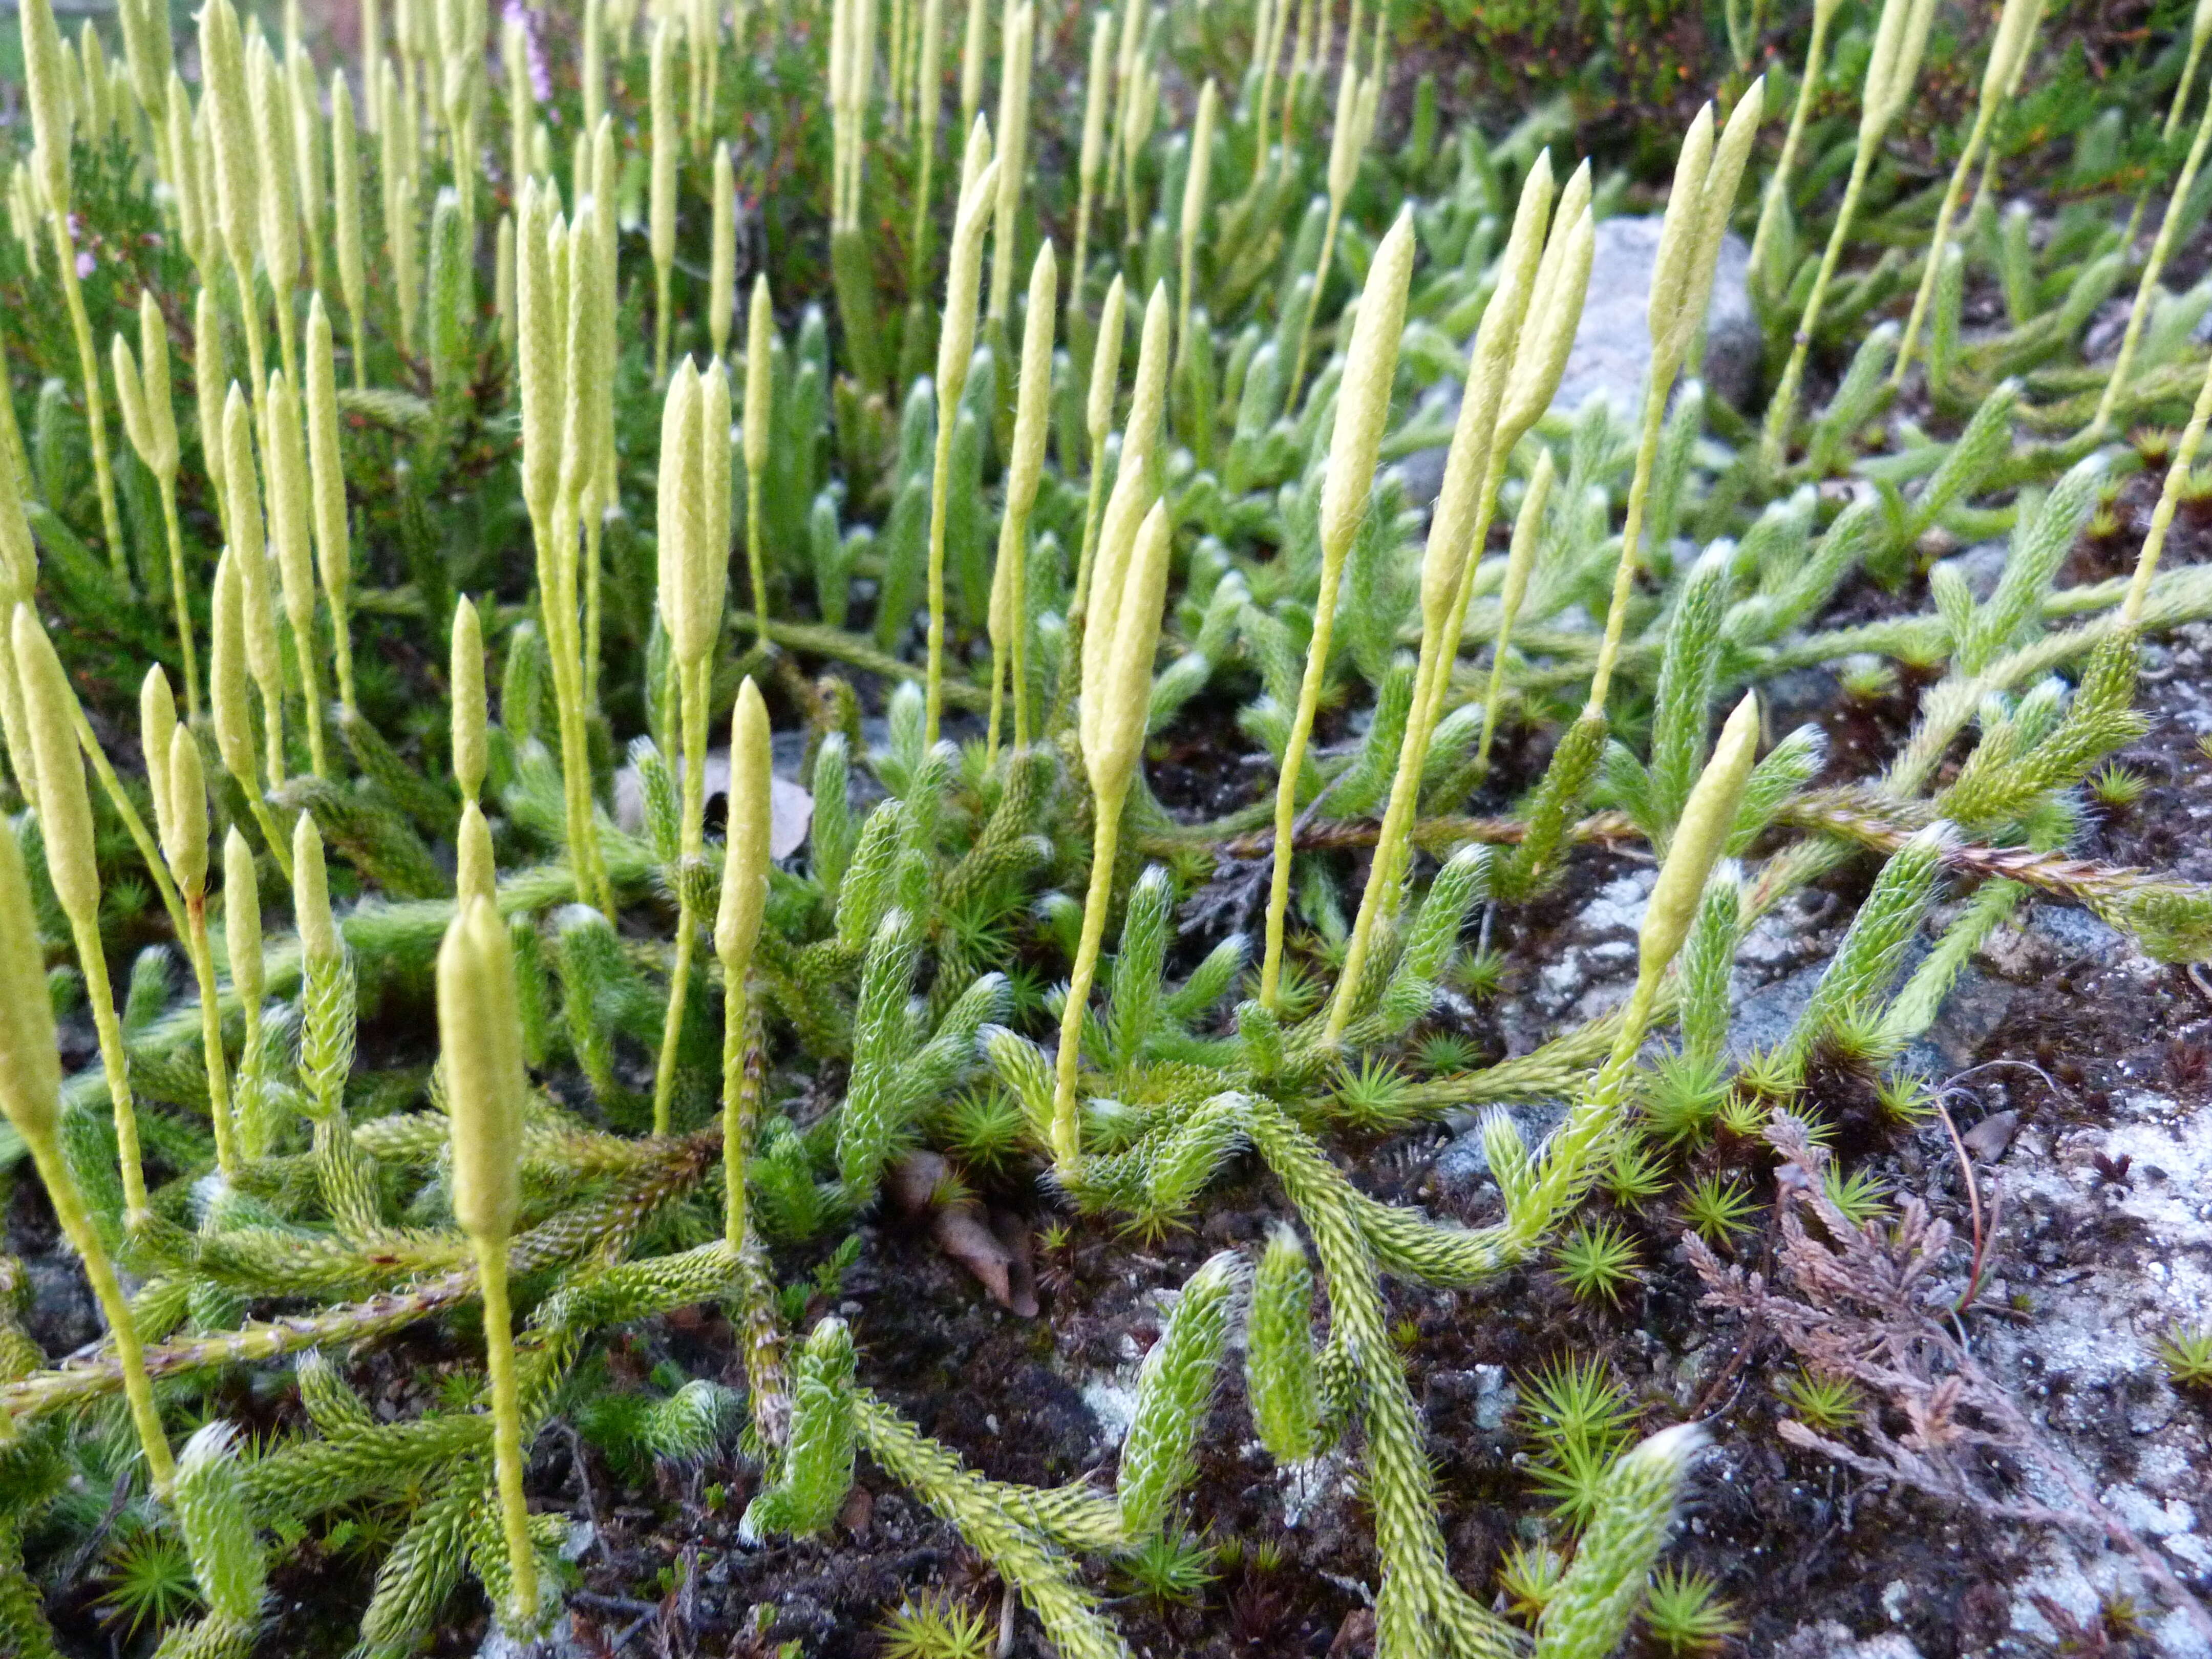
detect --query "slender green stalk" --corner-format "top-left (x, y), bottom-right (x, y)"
top-left (1588, 387), bottom-right (1674, 715)
top-left (1052, 788), bottom-right (1123, 1161)
top-left (1324, 155), bottom-right (1580, 1040)
top-left (473, 1242), bottom-right (536, 1624)
top-left (27, 1139), bottom-right (175, 1490)
top-left (924, 129), bottom-right (1000, 743)
top-left (183, 895), bottom-right (237, 1174)
top-left (1894, 0), bottom-right (2042, 388)
top-left (1285, 49), bottom-right (1372, 410)
top-left (157, 489), bottom-right (199, 716)
top-left (651, 657), bottom-right (709, 1135)
top-left (1070, 12), bottom-right (1112, 312)
top-left (2120, 0), bottom-right (2212, 249)
top-left (1260, 211), bottom-right (1414, 1009)
top-left (1762, 0), bottom-right (1932, 466)
top-left (2091, 77), bottom-right (2212, 437)
top-left (1472, 449), bottom-right (1555, 779)
top-left (908, 0), bottom-right (946, 288)
top-left (2122, 336), bottom-right (2212, 629)
top-left (1761, 152), bottom-right (1876, 470)
top-left (49, 223), bottom-right (130, 585)
top-left (1748, 0), bottom-right (1839, 294)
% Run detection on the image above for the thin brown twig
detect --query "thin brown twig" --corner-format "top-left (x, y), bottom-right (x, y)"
top-left (1928, 1091), bottom-right (1988, 1319)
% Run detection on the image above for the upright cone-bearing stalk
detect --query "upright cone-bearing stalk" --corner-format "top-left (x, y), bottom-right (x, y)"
top-left (1594, 84), bottom-right (1761, 718)
top-left (1472, 448), bottom-right (1557, 778)
top-left (988, 241), bottom-right (1057, 759)
top-left (1259, 208), bottom-right (1416, 1010)
top-left (1761, 0), bottom-right (1929, 466)
top-left (208, 545), bottom-right (291, 879)
top-left (222, 383), bottom-right (289, 794)
top-left (142, 667), bottom-right (237, 1178)
top-left (743, 275), bottom-right (774, 637)
top-left (1246, 0), bottom-right (1293, 188)
top-left (438, 896), bottom-right (538, 1631)
top-left (1495, 695), bottom-right (1764, 1280)
top-left (224, 824), bottom-right (269, 1158)
top-left (1891, 0), bottom-right (2043, 388)
top-left (1053, 500), bottom-right (1175, 1165)
top-left (2119, 307), bottom-right (2212, 632)
top-left (986, 2), bottom-right (1035, 329)
top-left (0, 817), bottom-right (175, 1495)
top-left (1175, 78), bottom-right (1219, 373)
top-left (263, 369), bottom-right (328, 777)
top-left (168, 721), bottom-right (239, 1177)
top-left (1747, 0), bottom-right (1843, 297)
top-left (306, 296), bottom-right (357, 718)
top-left (1285, 38), bottom-right (1379, 407)
top-left (650, 17), bottom-right (678, 381)
top-left (717, 678), bottom-right (773, 1247)
top-left (827, 0), bottom-right (886, 389)
top-left (332, 70), bottom-right (368, 390)
top-left (1073, 281), bottom-right (1169, 743)
top-left (924, 122), bottom-right (1001, 743)
top-left (0, 470), bottom-right (32, 805)
top-left (517, 182), bottom-right (613, 920)
top-left (249, 30), bottom-right (304, 392)
top-left (651, 358), bottom-right (733, 1135)
top-left (453, 595), bottom-right (487, 804)
top-left (905, 0), bottom-right (947, 288)
top-left (20, 0), bottom-right (129, 582)
top-left (2093, 41), bottom-right (2212, 437)
top-left (13, 604), bottom-right (152, 1223)
top-left (113, 289), bottom-right (199, 718)
top-left (1070, 272), bottom-right (1128, 625)
top-left (1429, 152), bottom-right (1586, 743)
top-left (710, 141), bottom-right (736, 361)
top-left (1070, 12), bottom-right (1114, 313)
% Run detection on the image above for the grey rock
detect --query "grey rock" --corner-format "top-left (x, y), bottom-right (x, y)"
top-left (1390, 218), bottom-right (1758, 506)
top-left (1727, 960), bottom-right (1822, 1058)
top-left (479, 1612), bottom-right (592, 1659)
top-left (1962, 1108), bottom-right (2020, 1162)
top-left (1550, 217), bottom-right (1760, 417)
top-left (22, 1248), bottom-right (99, 1357)
top-left (1432, 1100), bottom-right (1570, 1195)
top-left (1920, 966), bottom-right (2015, 1073)
top-left (1931, 540), bottom-right (2009, 604)
top-left (1774, 1626), bottom-right (1925, 1659)
top-left (2028, 902), bottom-right (2124, 960)
top-left (1760, 665), bottom-right (1845, 732)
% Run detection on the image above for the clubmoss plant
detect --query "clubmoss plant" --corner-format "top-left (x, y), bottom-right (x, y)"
top-left (1533, 1423), bottom-right (1707, 1658)
top-left (110, 293), bottom-right (196, 718)
top-left (8, 4), bottom-right (2212, 1652)
top-left (13, 605), bottom-right (150, 1221)
top-left (988, 242), bottom-right (1058, 757)
top-left (1761, 0), bottom-right (1932, 465)
top-left (438, 896), bottom-right (538, 1630)
top-left (1891, 0), bottom-right (2044, 388)
top-left (925, 120), bottom-right (1001, 742)
top-left (1260, 206), bottom-right (1415, 1010)
top-left (0, 818), bottom-right (174, 1493)
top-left (20, 0), bottom-right (127, 579)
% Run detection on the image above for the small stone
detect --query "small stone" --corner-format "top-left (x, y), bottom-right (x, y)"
top-left (1550, 217), bottom-right (1760, 416)
top-left (1962, 1110), bottom-right (2020, 1163)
